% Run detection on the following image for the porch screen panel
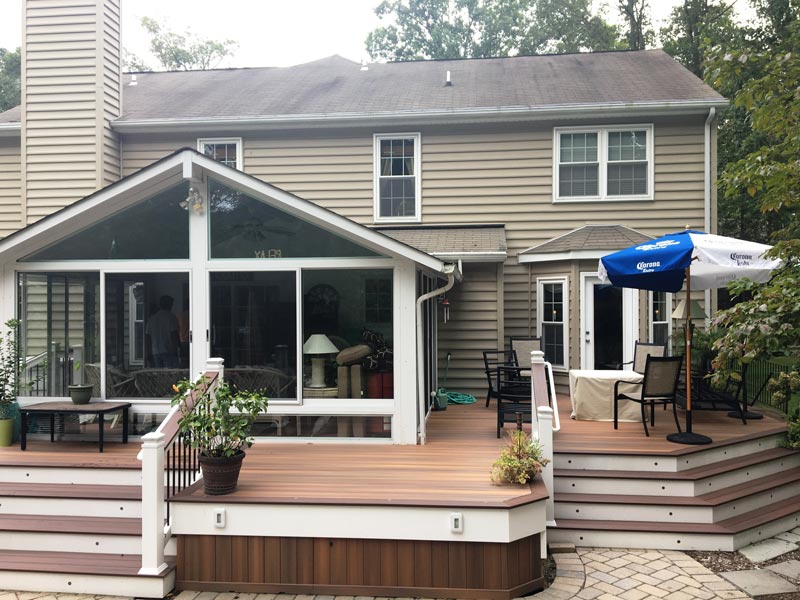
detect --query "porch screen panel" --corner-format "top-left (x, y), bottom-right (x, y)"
top-left (105, 273), bottom-right (190, 400)
top-left (208, 180), bottom-right (382, 259)
top-left (18, 272), bottom-right (100, 397)
top-left (21, 183), bottom-right (190, 261)
top-left (210, 272), bottom-right (297, 401)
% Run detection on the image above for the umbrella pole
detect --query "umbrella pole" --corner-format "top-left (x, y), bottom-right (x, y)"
top-left (667, 267), bottom-right (712, 445)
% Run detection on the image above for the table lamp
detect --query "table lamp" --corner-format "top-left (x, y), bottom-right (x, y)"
top-left (303, 334), bottom-right (339, 388)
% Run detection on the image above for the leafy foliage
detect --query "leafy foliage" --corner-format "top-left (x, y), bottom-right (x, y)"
top-left (130, 17), bottom-right (238, 71)
top-left (0, 48), bottom-right (20, 113)
top-left (365, 0), bottom-right (622, 61)
top-left (617, 0), bottom-right (654, 51)
top-left (490, 429), bottom-right (549, 485)
top-left (784, 408), bottom-right (800, 448)
top-left (0, 320), bottom-right (32, 419)
top-left (173, 375), bottom-right (269, 458)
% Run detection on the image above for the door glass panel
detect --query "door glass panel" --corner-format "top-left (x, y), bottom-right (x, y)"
top-left (210, 272), bottom-right (297, 400)
top-left (593, 284), bottom-right (623, 369)
top-left (18, 272), bottom-right (100, 397)
top-left (208, 180), bottom-right (382, 259)
top-left (105, 273), bottom-right (190, 398)
top-left (22, 183), bottom-right (190, 261)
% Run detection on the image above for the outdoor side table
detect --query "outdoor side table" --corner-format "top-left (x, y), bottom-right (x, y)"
top-left (20, 401), bottom-right (131, 452)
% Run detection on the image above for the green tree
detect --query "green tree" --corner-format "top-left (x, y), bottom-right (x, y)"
top-left (708, 7), bottom-right (800, 376)
top-left (0, 48), bottom-right (21, 113)
top-left (617, 0), bottom-right (654, 50)
top-left (365, 0), bottom-right (622, 61)
top-left (127, 17), bottom-right (238, 71)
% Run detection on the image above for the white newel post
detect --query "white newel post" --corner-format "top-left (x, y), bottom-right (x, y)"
top-left (139, 431), bottom-right (168, 575)
top-left (531, 350), bottom-right (555, 555)
top-left (205, 357), bottom-right (225, 381)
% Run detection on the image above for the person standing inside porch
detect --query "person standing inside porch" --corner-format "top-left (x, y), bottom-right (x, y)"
top-left (146, 295), bottom-right (180, 368)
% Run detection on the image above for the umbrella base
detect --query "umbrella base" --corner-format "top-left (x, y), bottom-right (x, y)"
top-left (728, 410), bottom-right (763, 420)
top-left (667, 431), bottom-right (713, 445)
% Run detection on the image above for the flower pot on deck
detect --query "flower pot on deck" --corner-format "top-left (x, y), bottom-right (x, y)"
top-left (68, 384), bottom-right (94, 405)
top-left (199, 450), bottom-right (245, 495)
top-left (0, 418), bottom-right (11, 447)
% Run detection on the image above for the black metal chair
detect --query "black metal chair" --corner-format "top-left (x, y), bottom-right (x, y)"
top-left (482, 350), bottom-right (519, 407)
top-left (494, 365), bottom-right (532, 438)
top-left (614, 355), bottom-right (683, 437)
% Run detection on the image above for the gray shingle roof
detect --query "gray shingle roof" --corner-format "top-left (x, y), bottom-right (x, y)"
top-left (376, 224), bottom-right (507, 261)
top-left (0, 106), bottom-right (19, 124)
top-left (520, 225), bottom-right (653, 255)
top-left (0, 50), bottom-right (724, 126)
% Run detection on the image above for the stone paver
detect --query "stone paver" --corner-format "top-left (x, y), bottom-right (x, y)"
top-left (766, 559), bottom-right (800, 580)
top-left (719, 569), bottom-right (798, 597)
top-left (737, 538), bottom-right (798, 563)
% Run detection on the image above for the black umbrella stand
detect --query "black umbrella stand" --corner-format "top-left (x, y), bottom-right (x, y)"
top-left (667, 267), bottom-right (713, 445)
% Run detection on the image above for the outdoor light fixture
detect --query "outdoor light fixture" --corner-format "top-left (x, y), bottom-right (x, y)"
top-left (303, 334), bottom-right (339, 388)
top-left (179, 185), bottom-right (205, 214)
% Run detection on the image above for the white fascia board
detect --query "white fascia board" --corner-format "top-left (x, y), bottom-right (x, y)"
top-left (0, 153), bottom-right (185, 257)
top-left (518, 249), bottom-right (610, 264)
top-left (111, 99), bottom-right (730, 134)
top-left (0, 123), bottom-right (20, 137)
top-left (192, 152), bottom-right (447, 273)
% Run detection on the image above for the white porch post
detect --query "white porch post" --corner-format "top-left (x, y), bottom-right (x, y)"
top-left (394, 261), bottom-right (418, 444)
top-left (139, 431), bottom-right (168, 575)
top-left (205, 356), bottom-right (225, 380)
top-left (532, 350), bottom-right (555, 555)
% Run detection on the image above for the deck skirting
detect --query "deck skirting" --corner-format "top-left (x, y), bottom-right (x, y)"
top-left (176, 533), bottom-right (544, 600)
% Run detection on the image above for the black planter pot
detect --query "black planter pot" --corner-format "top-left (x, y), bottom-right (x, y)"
top-left (199, 450), bottom-right (245, 495)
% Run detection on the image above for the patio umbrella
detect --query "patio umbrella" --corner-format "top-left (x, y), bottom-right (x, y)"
top-left (598, 229), bottom-right (781, 445)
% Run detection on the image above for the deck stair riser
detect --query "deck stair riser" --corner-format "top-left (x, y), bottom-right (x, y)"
top-left (554, 451), bottom-right (800, 497)
top-left (0, 569), bottom-right (175, 597)
top-left (0, 531), bottom-right (142, 554)
top-left (553, 433), bottom-right (785, 473)
top-left (0, 466), bottom-right (141, 486)
top-left (555, 477), bottom-right (800, 524)
top-left (0, 496), bottom-right (141, 518)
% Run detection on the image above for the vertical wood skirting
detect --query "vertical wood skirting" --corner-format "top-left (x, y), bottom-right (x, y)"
top-left (177, 533), bottom-right (543, 600)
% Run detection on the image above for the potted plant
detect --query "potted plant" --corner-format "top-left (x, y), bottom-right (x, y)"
top-left (173, 377), bottom-right (269, 495)
top-left (0, 320), bottom-right (28, 447)
top-left (68, 362), bottom-right (94, 404)
top-left (490, 429), bottom-right (550, 485)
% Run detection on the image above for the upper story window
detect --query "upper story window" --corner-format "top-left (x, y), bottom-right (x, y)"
top-left (374, 133), bottom-right (421, 222)
top-left (198, 138), bottom-right (243, 170)
top-left (554, 125), bottom-right (653, 202)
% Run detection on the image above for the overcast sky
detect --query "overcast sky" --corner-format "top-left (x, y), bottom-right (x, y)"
top-left (0, 0), bottom-right (751, 69)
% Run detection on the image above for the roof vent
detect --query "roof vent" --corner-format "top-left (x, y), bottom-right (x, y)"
top-left (360, 61), bottom-right (369, 71)
top-left (129, 74), bottom-right (137, 86)
top-left (445, 70), bottom-right (452, 86)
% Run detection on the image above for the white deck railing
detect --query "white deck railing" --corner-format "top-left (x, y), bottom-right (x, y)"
top-left (531, 350), bottom-right (556, 529)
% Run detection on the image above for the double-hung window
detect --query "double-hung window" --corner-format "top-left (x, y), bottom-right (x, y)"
top-left (650, 290), bottom-right (672, 349)
top-left (198, 138), bottom-right (243, 170)
top-left (374, 133), bottom-right (421, 222)
top-left (555, 125), bottom-right (653, 201)
top-left (537, 277), bottom-right (569, 369)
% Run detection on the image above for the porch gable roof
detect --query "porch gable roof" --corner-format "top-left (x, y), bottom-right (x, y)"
top-left (518, 224), bottom-right (653, 264)
top-left (0, 148), bottom-right (448, 273)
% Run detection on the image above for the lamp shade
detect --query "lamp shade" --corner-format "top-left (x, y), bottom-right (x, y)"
top-left (303, 334), bottom-right (339, 355)
top-left (671, 299), bottom-right (707, 320)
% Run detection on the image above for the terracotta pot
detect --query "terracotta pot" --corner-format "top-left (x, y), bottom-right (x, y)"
top-left (199, 450), bottom-right (245, 495)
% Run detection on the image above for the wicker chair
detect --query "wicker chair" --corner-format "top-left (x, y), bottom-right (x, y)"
top-left (227, 367), bottom-right (295, 398)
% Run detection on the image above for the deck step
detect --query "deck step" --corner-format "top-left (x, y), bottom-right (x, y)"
top-left (550, 497), bottom-right (800, 551)
top-left (0, 513), bottom-right (140, 535)
top-left (0, 482), bottom-right (141, 517)
top-left (0, 482), bottom-right (140, 500)
top-left (0, 550), bottom-right (175, 597)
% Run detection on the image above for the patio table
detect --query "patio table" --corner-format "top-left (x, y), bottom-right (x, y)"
top-left (20, 401), bottom-right (131, 452)
top-left (569, 370), bottom-right (643, 422)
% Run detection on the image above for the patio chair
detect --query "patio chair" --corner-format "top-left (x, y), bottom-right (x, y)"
top-left (614, 355), bottom-right (683, 437)
top-left (482, 350), bottom-right (519, 407)
top-left (509, 336), bottom-right (542, 376)
top-left (608, 341), bottom-right (667, 373)
top-left (494, 365), bottom-right (533, 438)
top-left (227, 366), bottom-right (295, 398)
top-left (134, 368), bottom-right (188, 398)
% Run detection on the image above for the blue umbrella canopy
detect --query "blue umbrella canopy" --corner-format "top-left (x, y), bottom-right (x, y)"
top-left (598, 230), bottom-right (780, 293)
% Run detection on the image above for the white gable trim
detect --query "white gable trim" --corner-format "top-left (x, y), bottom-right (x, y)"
top-left (519, 250), bottom-right (610, 264)
top-left (0, 149), bottom-right (448, 273)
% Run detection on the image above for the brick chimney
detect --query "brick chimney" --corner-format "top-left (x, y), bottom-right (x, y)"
top-left (21, 0), bottom-right (122, 225)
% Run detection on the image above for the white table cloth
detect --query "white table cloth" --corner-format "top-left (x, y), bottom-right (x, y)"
top-left (568, 369), bottom-right (644, 422)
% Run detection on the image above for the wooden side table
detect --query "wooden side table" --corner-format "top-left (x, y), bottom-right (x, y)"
top-left (20, 401), bottom-right (131, 452)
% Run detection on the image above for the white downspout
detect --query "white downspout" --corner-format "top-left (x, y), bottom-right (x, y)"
top-left (416, 266), bottom-right (456, 444)
top-left (704, 107), bottom-right (716, 319)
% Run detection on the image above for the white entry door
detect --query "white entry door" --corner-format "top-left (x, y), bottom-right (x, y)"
top-left (580, 273), bottom-right (638, 370)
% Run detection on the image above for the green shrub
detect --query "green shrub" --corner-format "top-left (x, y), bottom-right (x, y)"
top-left (490, 429), bottom-right (550, 485)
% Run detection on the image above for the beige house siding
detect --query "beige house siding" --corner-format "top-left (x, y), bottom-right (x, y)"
top-left (0, 139), bottom-right (22, 237)
top-left (21, 0), bottom-right (120, 224)
top-left (437, 263), bottom-right (500, 399)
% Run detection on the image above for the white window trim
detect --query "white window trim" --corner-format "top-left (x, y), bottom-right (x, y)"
top-left (553, 124), bottom-right (654, 203)
top-left (197, 137), bottom-right (243, 171)
top-left (373, 133), bottom-right (422, 224)
top-left (128, 282), bottom-right (144, 366)
top-left (536, 275), bottom-right (569, 371)
top-left (649, 290), bottom-right (673, 350)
